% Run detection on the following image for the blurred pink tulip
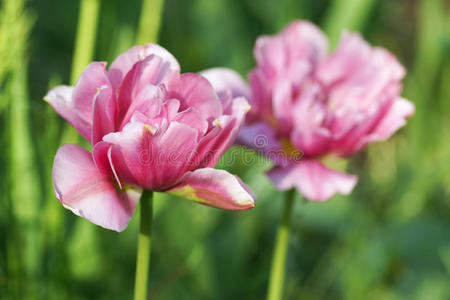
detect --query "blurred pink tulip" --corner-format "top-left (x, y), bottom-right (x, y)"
top-left (46, 44), bottom-right (256, 231)
top-left (203, 21), bottom-right (414, 201)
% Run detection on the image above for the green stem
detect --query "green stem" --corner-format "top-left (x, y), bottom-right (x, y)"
top-left (267, 189), bottom-right (296, 300)
top-left (134, 190), bottom-right (154, 300)
top-left (70, 0), bottom-right (100, 84)
top-left (133, 1), bottom-right (164, 298)
top-left (136, 0), bottom-right (164, 45)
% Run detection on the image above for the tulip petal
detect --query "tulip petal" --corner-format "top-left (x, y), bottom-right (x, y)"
top-left (92, 85), bottom-right (117, 144)
top-left (167, 168), bottom-right (256, 210)
top-left (117, 55), bottom-right (176, 124)
top-left (108, 45), bottom-right (143, 90)
top-left (52, 144), bottom-right (141, 232)
top-left (291, 128), bottom-right (331, 157)
top-left (267, 159), bottom-right (357, 201)
top-left (201, 68), bottom-right (251, 101)
top-left (272, 80), bottom-right (293, 134)
top-left (248, 69), bottom-right (273, 121)
top-left (254, 21), bottom-right (328, 79)
top-left (317, 32), bottom-right (405, 87)
top-left (172, 107), bottom-right (208, 136)
top-left (44, 85), bottom-right (91, 141)
top-left (119, 84), bottom-right (165, 129)
top-left (92, 141), bottom-right (123, 189)
top-left (140, 43), bottom-right (180, 72)
top-left (103, 121), bottom-right (198, 191)
top-left (357, 97), bottom-right (415, 148)
top-left (72, 62), bottom-right (111, 121)
top-left (194, 97), bottom-right (249, 168)
top-left (108, 43), bottom-right (180, 90)
top-left (168, 73), bottom-right (223, 121)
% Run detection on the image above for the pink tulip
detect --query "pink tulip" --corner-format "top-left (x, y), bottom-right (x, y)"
top-left (203, 21), bottom-right (414, 202)
top-left (45, 44), bottom-right (256, 231)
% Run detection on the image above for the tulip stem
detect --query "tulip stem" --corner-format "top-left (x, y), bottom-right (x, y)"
top-left (267, 189), bottom-right (296, 300)
top-left (134, 190), bottom-right (153, 300)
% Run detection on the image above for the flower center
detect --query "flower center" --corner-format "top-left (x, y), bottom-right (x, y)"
top-left (280, 137), bottom-right (302, 161)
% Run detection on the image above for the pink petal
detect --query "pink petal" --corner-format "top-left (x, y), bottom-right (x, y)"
top-left (167, 168), bottom-right (256, 210)
top-left (119, 84), bottom-right (165, 129)
top-left (108, 43), bottom-right (180, 90)
top-left (92, 85), bottom-right (117, 144)
top-left (108, 45), bottom-right (142, 89)
top-left (223, 95), bottom-right (251, 118)
top-left (103, 121), bottom-right (198, 191)
top-left (281, 21), bottom-right (328, 67)
top-left (330, 95), bottom-right (396, 156)
top-left (316, 32), bottom-right (371, 86)
top-left (168, 73), bottom-right (223, 121)
top-left (272, 80), bottom-right (293, 135)
top-left (291, 128), bottom-right (331, 157)
top-left (201, 68), bottom-right (251, 101)
top-left (291, 83), bottom-right (328, 130)
top-left (44, 85), bottom-right (91, 141)
top-left (117, 55), bottom-right (176, 124)
top-left (194, 97), bottom-right (249, 168)
top-left (193, 116), bottom-right (235, 168)
top-left (289, 85), bottom-right (332, 156)
top-left (52, 144), bottom-right (141, 232)
top-left (356, 97), bottom-right (415, 148)
top-left (316, 32), bottom-right (405, 88)
top-left (92, 141), bottom-right (123, 189)
top-left (160, 99), bottom-right (181, 121)
top-left (254, 34), bottom-right (286, 80)
top-left (172, 107), bottom-right (208, 136)
top-left (72, 62), bottom-right (111, 121)
top-left (247, 69), bottom-right (273, 121)
top-left (140, 43), bottom-right (180, 72)
top-left (254, 21), bottom-right (328, 80)
top-left (267, 159), bottom-right (358, 201)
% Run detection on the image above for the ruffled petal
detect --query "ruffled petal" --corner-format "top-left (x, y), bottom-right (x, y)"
top-left (172, 107), bottom-right (208, 136)
top-left (317, 32), bottom-right (405, 88)
top-left (167, 73), bottom-right (223, 121)
top-left (108, 43), bottom-right (180, 90)
top-left (272, 80), bottom-right (293, 134)
top-left (194, 97), bottom-right (249, 168)
top-left (167, 168), bottom-right (256, 210)
top-left (103, 121), bottom-right (198, 191)
top-left (254, 21), bottom-right (328, 81)
top-left (119, 84), bottom-right (165, 129)
top-left (52, 144), bottom-right (141, 232)
top-left (355, 97), bottom-right (414, 149)
top-left (201, 68), bottom-right (251, 101)
top-left (291, 128), bottom-right (331, 157)
top-left (117, 55), bottom-right (177, 124)
top-left (267, 159), bottom-right (358, 201)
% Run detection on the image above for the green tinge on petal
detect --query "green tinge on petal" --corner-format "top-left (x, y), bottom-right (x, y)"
top-left (168, 185), bottom-right (208, 205)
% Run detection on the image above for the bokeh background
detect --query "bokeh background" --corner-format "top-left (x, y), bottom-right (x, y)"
top-left (1, 0), bottom-right (450, 299)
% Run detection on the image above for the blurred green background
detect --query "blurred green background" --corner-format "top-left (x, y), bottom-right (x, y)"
top-left (1, 0), bottom-right (449, 299)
